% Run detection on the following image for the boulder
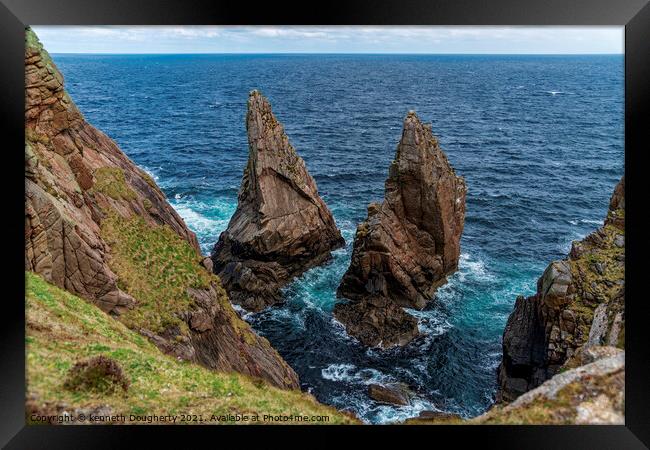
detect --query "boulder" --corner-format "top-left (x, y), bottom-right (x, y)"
top-left (368, 383), bottom-right (413, 406)
top-left (333, 295), bottom-right (419, 348)
top-left (211, 90), bottom-right (344, 312)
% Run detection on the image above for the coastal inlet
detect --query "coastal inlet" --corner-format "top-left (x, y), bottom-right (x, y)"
top-left (55, 53), bottom-right (624, 423)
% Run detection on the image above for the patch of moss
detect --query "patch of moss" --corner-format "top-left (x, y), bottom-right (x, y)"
top-left (564, 223), bottom-right (625, 348)
top-left (64, 355), bottom-right (129, 394)
top-left (25, 271), bottom-right (356, 424)
top-left (92, 167), bottom-right (137, 201)
top-left (100, 213), bottom-right (211, 336)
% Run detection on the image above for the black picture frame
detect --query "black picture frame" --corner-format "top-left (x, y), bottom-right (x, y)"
top-left (1, 0), bottom-right (648, 448)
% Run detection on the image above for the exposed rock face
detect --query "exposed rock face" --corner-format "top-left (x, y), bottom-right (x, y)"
top-left (497, 177), bottom-right (625, 403)
top-left (335, 111), bottom-right (466, 347)
top-left (24, 29), bottom-right (299, 390)
top-left (480, 348), bottom-right (624, 424)
top-left (403, 347), bottom-right (624, 425)
top-left (211, 90), bottom-right (344, 312)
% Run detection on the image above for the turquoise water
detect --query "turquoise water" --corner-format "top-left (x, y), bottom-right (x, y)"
top-left (53, 53), bottom-right (624, 423)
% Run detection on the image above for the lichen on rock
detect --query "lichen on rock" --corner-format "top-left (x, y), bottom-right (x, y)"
top-left (497, 177), bottom-right (625, 403)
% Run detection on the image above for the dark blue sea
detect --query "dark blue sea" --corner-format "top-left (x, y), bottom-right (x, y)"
top-left (52, 53), bottom-right (624, 423)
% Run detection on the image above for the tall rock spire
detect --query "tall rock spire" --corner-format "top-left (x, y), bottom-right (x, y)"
top-left (335, 111), bottom-right (466, 348)
top-left (211, 90), bottom-right (344, 312)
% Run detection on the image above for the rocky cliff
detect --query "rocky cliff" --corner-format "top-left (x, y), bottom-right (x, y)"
top-left (211, 90), bottom-right (344, 312)
top-left (497, 177), bottom-right (625, 402)
top-left (404, 345), bottom-right (624, 425)
top-left (24, 29), bottom-right (299, 390)
top-left (335, 111), bottom-right (466, 347)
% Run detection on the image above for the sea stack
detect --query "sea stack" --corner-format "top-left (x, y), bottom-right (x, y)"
top-left (335, 111), bottom-right (467, 347)
top-left (211, 90), bottom-right (344, 312)
top-left (497, 177), bottom-right (625, 403)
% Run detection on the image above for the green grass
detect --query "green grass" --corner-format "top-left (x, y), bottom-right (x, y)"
top-left (92, 167), bottom-right (137, 201)
top-left (26, 271), bottom-right (357, 424)
top-left (100, 213), bottom-right (212, 336)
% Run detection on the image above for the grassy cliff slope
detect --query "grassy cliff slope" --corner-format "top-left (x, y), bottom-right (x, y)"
top-left (26, 271), bottom-right (357, 424)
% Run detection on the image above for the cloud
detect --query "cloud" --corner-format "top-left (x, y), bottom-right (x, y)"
top-left (31, 26), bottom-right (623, 54)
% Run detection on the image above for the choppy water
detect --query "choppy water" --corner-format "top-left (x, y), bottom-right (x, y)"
top-left (54, 53), bottom-right (623, 423)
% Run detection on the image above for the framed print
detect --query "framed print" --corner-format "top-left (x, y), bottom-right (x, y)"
top-left (1, 0), bottom-right (649, 448)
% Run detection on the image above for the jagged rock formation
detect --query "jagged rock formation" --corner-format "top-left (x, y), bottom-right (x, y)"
top-left (497, 177), bottom-right (625, 403)
top-left (211, 90), bottom-right (344, 312)
top-left (24, 29), bottom-right (299, 390)
top-left (335, 111), bottom-right (466, 347)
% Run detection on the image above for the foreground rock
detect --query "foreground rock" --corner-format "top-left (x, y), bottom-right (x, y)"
top-left (497, 177), bottom-right (625, 403)
top-left (401, 347), bottom-right (624, 425)
top-left (482, 349), bottom-right (624, 424)
top-left (335, 111), bottom-right (466, 347)
top-left (368, 383), bottom-right (413, 406)
top-left (334, 295), bottom-right (419, 347)
top-left (24, 29), bottom-right (298, 390)
top-left (211, 90), bottom-right (344, 311)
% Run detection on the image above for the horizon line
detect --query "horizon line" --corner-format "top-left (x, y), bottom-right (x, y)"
top-left (49, 51), bottom-right (624, 56)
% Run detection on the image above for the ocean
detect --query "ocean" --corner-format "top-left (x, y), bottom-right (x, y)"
top-left (52, 53), bottom-right (624, 423)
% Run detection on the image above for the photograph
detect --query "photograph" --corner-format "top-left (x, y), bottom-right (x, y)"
top-left (21, 24), bottom-right (628, 427)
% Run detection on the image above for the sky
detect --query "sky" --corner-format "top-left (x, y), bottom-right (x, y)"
top-left (31, 26), bottom-right (624, 54)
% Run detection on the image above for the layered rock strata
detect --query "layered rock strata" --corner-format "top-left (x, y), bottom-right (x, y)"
top-left (335, 111), bottom-right (466, 347)
top-left (211, 90), bottom-right (344, 312)
top-left (24, 29), bottom-right (298, 389)
top-left (497, 177), bottom-right (625, 402)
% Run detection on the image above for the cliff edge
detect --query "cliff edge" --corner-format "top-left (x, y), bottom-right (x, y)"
top-left (24, 28), bottom-right (299, 390)
top-left (497, 177), bottom-right (625, 402)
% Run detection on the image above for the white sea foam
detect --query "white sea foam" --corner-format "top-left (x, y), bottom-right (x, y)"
top-left (320, 363), bottom-right (395, 387)
top-left (405, 308), bottom-right (453, 337)
top-left (321, 364), bottom-right (357, 382)
top-left (140, 166), bottom-right (161, 182)
top-left (232, 303), bottom-right (254, 322)
top-left (455, 253), bottom-right (494, 284)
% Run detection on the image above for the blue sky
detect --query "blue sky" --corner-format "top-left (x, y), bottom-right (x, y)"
top-left (31, 26), bottom-right (623, 54)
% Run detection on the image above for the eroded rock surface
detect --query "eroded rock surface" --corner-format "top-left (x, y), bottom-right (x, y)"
top-left (497, 177), bottom-right (625, 403)
top-left (402, 347), bottom-right (624, 425)
top-left (24, 29), bottom-right (298, 390)
top-left (481, 349), bottom-right (624, 424)
top-left (211, 90), bottom-right (344, 311)
top-left (335, 111), bottom-right (466, 347)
